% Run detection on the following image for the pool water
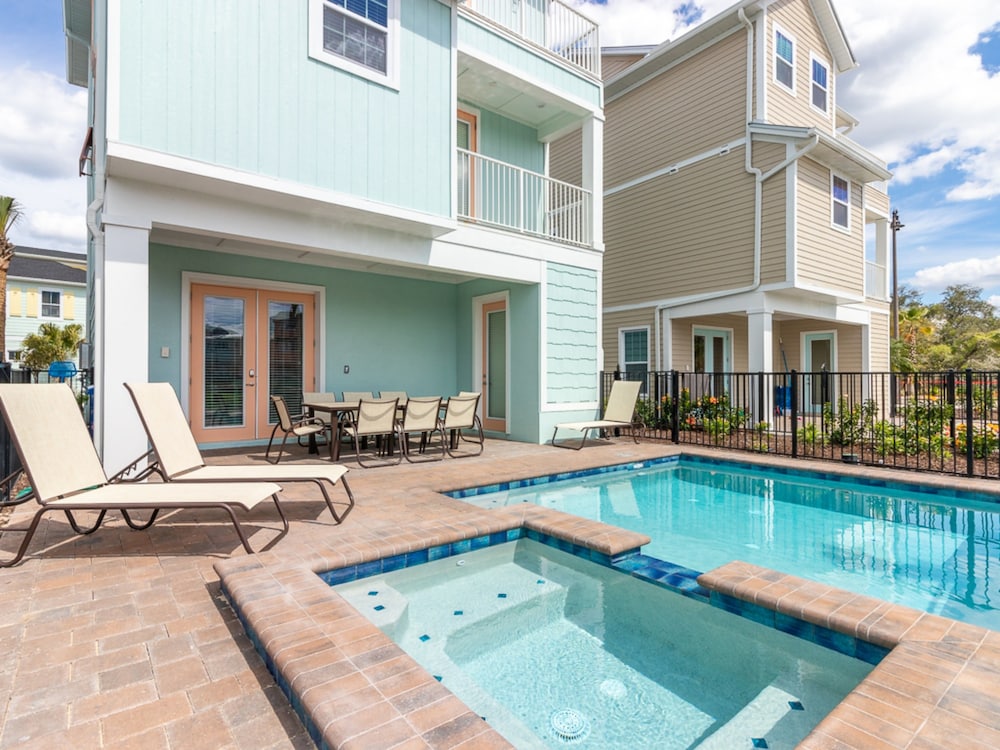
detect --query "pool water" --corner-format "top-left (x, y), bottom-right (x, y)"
top-left (465, 459), bottom-right (1000, 629)
top-left (335, 540), bottom-right (872, 749)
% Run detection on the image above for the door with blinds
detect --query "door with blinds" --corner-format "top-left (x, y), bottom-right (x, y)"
top-left (190, 284), bottom-right (316, 443)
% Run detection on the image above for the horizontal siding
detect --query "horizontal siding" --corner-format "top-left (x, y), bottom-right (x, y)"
top-left (605, 29), bottom-right (748, 188)
top-left (604, 150), bottom-right (756, 307)
top-left (548, 127), bottom-right (582, 187)
top-left (766, 0), bottom-right (836, 133)
top-left (603, 309), bottom-right (656, 371)
top-left (864, 184), bottom-right (890, 216)
top-left (796, 158), bottom-right (863, 294)
top-left (547, 263), bottom-right (599, 403)
top-left (756, 141), bottom-right (790, 285)
top-left (118, 0), bottom-right (453, 216)
top-left (602, 53), bottom-right (646, 80)
top-left (869, 311), bottom-right (890, 371)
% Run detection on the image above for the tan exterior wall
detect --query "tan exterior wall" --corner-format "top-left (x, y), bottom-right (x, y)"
top-left (605, 29), bottom-right (748, 188)
top-left (548, 128), bottom-right (582, 187)
top-left (865, 184), bottom-right (890, 216)
top-left (796, 158), bottom-right (864, 295)
top-left (602, 53), bottom-right (646, 80)
top-left (868, 309), bottom-right (890, 371)
top-left (755, 141), bottom-right (791, 285)
top-left (671, 315), bottom-right (750, 371)
top-left (604, 309), bottom-right (657, 371)
top-left (604, 150), bottom-right (756, 307)
top-left (765, 0), bottom-right (836, 133)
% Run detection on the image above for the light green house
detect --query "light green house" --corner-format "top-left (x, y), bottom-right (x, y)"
top-left (65, 0), bottom-right (605, 471)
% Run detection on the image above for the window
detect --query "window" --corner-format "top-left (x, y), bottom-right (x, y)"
top-left (41, 290), bottom-right (61, 318)
top-left (811, 56), bottom-right (829, 113)
top-left (620, 328), bottom-right (649, 386)
top-left (309, 0), bottom-right (399, 88)
top-left (774, 28), bottom-right (794, 90)
top-left (832, 174), bottom-right (850, 229)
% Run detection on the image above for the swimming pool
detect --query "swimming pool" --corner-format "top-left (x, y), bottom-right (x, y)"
top-left (334, 538), bottom-right (872, 749)
top-left (455, 456), bottom-right (1000, 630)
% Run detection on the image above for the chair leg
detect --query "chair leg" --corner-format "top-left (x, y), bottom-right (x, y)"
top-left (0, 507), bottom-right (53, 567)
top-left (265, 423), bottom-right (284, 464)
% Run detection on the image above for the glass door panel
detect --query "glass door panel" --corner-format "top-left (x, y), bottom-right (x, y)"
top-left (258, 291), bottom-right (316, 430)
top-left (805, 334), bottom-right (834, 413)
top-left (482, 299), bottom-right (507, 432)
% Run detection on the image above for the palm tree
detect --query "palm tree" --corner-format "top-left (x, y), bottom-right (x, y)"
top-left (0, 196), bottom-right (23, 362)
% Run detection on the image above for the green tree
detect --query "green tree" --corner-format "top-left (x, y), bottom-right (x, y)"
top-left (21, 323), bottom-right (84, 374)
top-left (0, 196), bottom-right (23, 360)
top-left (927, 284), bottom-right (1000, 369)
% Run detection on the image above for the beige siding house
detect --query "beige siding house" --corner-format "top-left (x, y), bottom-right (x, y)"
top-left (586, 0), bottom-right (893, 403)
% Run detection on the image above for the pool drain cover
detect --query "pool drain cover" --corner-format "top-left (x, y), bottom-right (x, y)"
top-left (550, 708), bottom-right (590, 743)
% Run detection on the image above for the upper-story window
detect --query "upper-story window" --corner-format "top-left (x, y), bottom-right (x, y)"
top-left (831, 174), bottom-right (850, 230)
top-left (308, 0), bottom-right (400, 89)
top-left (774, 28), bottom-right (795, 90)
top-left (620, 327), bottom-right (649, 392)
top-left (811, 56), bottom-right (829, 113)
top-left (41, 290), bottom-right (62, 318)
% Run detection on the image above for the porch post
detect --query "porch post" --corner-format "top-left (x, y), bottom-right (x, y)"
top-left (747, 311), bottom-right (774, 421)
top-left (97, 218), bottom-right (150, 475)
top-left (582, 114), bottom-right (604, 250)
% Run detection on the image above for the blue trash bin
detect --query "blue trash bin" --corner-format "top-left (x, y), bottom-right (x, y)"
top-left (775, 386), bottom-right (791, 415)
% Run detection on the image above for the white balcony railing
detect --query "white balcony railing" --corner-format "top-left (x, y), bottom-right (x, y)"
top-left (461, 0), bottom-right (600, 78)
top-left (865, 261), bottom-right (888, 300)
top-left (458, 148), bottom-right (592, 247)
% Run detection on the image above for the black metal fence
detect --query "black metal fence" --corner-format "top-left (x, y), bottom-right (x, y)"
top-left (602, 369), bottom-right (1000, 479)
top-left (0, 366), bottom-right (92, 503)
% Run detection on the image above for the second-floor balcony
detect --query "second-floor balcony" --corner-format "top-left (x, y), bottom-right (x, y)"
top-left (865, 260), bottom-right (888, 301)
top-left (460, 0), bottom-right (600, 78)
top-left (458, 149), bottom-right (593, 247)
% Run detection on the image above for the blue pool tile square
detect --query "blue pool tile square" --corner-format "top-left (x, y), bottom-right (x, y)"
top-left (373, 605), bottom-right (385, 612)
top-left (405, 548), bottom-right (429, 567)
top-left (428, 544), bottom-right (449, 562)
top-left (752, 739), bottom-right (768, 749)
top-left (537, 579), bottom-right (545, 585)
top-left (497, 593), bottom-right (507, 599)
top-left (357, 560), bottom-right (381, 578)
top-left (321, 565), bottom-right (358, 585)
top-left (433, 675), bottom-right (442, 682)
top-left (470, 534), bottom-right (490, 550)
top-left (381, 554), bottom-right (406, 573)
top-left (506, 528), bottom-right (522, 542)
top-left (452, 539), bottom-right (472, 555)
top-left (367, 590), bottom-right (379, 597)
top-left (419, 634), bottom-right (431, 642)
top-left (789, 701), bottom-right (804, 711)
top-left (489, 531), bottom-right (507, 545)
top-left (454, 610), bottom-right (463, 616)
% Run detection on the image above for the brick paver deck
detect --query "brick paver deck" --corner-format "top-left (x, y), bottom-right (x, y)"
top-left (1, 438), bottom-right (998, 748)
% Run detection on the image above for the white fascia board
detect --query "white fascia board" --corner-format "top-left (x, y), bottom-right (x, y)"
top-left (8, 277), bottom-right (86, 287)
top-left (440, 224), bottom-right (603, 274)
top-left (106, 142), bottom-right (456, 237)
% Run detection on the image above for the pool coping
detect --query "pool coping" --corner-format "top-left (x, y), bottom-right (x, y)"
top-left (216, 455), bottom-right (1000, 749)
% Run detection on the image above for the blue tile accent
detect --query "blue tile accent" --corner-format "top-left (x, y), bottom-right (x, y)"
top-left (789, 701), bottom-right (804, 711)
top-left (454, 610), bottom-right (463, 616)
top-left (752, 739), bottom-right (769, 749)
top-left (357, 560), bottom-right (381, 578)
top-left (427, 544), bottom-right (449, 562)
top-left (405, 548), bottom-right (429, 567)
top-left (470, 534), bottom-right (490, 550)
top-left (373, 605), bottom-right (385, 612)
top-left (452, 539), bottom-right (471, 555)
top-left (419, 634), bottom-right (431, 642)
top-left (381, 554), bottom-right (406, 573)
top-left (367, 590), bottom-right (379, 596)
top-left (319, 565), bottom-right (358, 585)
top-left (537, 579), bottom-right (545, 584)
top-left (497, 593), bottom-right (507, 599)
top-left (433, 675), bottom-right (442, 682)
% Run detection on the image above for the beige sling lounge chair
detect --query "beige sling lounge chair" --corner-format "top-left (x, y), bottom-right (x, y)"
top-left (552, 380), bottom-right (643, 449)
top-left (338, 398), bottom-right (402, 467)
top-left (125, 382), bottom-right (355, 523)
top-left (397, 396), bottom-right (445, 462)
top-left (0, 383), bottom-right (285, 567)
top-left (440, 393), bottom-right (484, 457)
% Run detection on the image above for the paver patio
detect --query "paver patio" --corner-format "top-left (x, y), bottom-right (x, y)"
top-left (1, 438), bottom-right (999, 748)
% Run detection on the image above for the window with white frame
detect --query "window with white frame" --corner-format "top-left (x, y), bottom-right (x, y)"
top-left (811, 55), bottom-right (829, 113)
top-left (620, 328), bottom-right (649, 386)
top-left (832, 174), bottom-right (850, 229)
top-left (40, 290), bottom-right (61, 318)
top-left (774, 28), bottom-right (794, 90)
top-left (309, 0), bottom-right (399, 88)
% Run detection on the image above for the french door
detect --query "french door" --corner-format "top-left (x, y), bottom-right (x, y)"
top-left (804, 332), bottom-right (834, 413)
top-left (481, 299), bottom-right (507, 433)
top-left (693, 327), bottom-right (730, 398)
top-left (190, 284), bottom-right (316, 442)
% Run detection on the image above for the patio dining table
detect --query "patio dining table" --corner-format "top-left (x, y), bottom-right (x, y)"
top-left (302, 400), bottom-right (358, 460)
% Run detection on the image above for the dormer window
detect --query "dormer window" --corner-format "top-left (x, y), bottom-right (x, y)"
top-left (309, 0), bottom-right (400, 89)
top-left (775, 28), bottom-right (795, 90)
top-left (811, 56), bottom-right (829, 113)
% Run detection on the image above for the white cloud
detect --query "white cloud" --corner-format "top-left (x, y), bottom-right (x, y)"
top-left (0, 65), bottom-right (88, 252)
top-left (911, 255), bottom-right (1000, 292)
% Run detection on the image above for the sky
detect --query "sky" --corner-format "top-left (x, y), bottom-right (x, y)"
top-left (2, 0), bottom-right (1000, 307)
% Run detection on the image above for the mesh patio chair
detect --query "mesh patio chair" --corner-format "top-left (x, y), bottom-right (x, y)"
top-left (397, 396), bottom-right (445, 462)
top-left (440, 392), bottom-right (484, 458)
top-left (338, 398), bottom-right (402, 467)
top-left (266, 395), bottom-right (328, 464)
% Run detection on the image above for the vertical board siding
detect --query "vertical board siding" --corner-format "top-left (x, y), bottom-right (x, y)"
top-left (604, 151), bottom-right (756, 308)
top-left (475, 109), bottom-right (545, 173)
top-left (765, 0), bottom-right (836, 132)
top-left (796, 158), bottom-right (863, 294)
top-left (546, 263), bottom-right (598, 403)
top-left (605, 30), bottom-right (747, 188)
top-left (117, 0), bottom-right (452, 217)
top-left (604, 309), bottom-right (656, 371)
top-left (458, 16), bottom-right (601, 108)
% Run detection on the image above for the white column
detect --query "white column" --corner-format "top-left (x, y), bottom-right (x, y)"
top-left (874, 217), bottom-right (890, 300)
top-left (582, 114), bottom-right (604, 251)
top-left (98, 218), bottom-right (150, 475)
top-left (747, 310), bottom-right (774, 372)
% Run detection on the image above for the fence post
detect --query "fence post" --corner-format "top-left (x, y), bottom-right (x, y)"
top-left (965, 369), bottom-right (974, 477)
top-left (670, 369), bottom-right (680, 444)
top-left (790, 369), bottom-right (799, 458)
top-left (946, 369), bottom-right (956, 451)
top-left (756, 372), bottom-right (764, 426)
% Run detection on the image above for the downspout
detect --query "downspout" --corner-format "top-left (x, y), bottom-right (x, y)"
top-left (655, 9), bottom-right (759, 369)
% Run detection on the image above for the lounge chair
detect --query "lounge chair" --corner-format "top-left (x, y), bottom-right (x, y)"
top-left (441, 393), bottom-right (484, 457)
top-left (265, 395), bottom-right (328, 464)
top-left (0, 383), bottom-right (285, 567)
top-left (125, 382), bottom-right (356, 523)
top-left (551, 380), bottom-right (643, 449)
top-left (338, 398), bottom-right (402, 467)
top-left (397, 396), bottom-right (445, 462)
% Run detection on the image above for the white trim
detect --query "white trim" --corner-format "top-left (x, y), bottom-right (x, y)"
top-left (472, 291), bottom-right (510, 434)
top-left (773, 23), bottom-right (796, 94)
top-left (809, 53), bottom-right (831, 115)
top-left (618, 325), bottom-right (650, 374)
top-left (539, 269), bottom-right (548, 409)
top-left (605, 138), bottom-right (747, 197)
top-left (831, 172), bottom-right (851, 232)
top-left (179, 272), bottom-right (327, 417)
top-left (692, 326), bottom-right (733, 372)
top-left (38, 288), bottom-right (63, 319)
top-left (787, 146), bottom-right (798, 286)
top-left (307, 0), bottom-right (400, 90)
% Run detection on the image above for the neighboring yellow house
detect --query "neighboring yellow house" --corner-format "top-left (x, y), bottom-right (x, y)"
top-left (5, 246), bottom-right (87, 367)
top-left (558, 0), bottom-right (893, 411)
